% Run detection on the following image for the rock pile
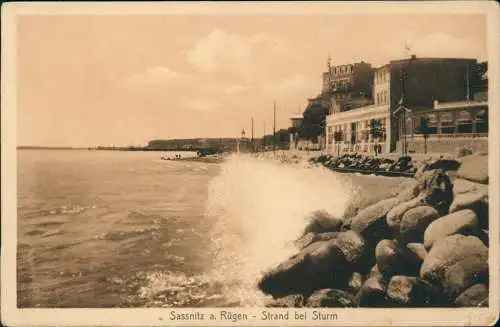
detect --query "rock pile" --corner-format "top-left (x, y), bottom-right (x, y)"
top-left (309, 154), bottom-right (418, 174)
top-left (259, 154), bottom-right (489, 307)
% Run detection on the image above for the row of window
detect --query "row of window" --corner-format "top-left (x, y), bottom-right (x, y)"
top-left (327, 119), bottom-right (387, 134)
top-left (331, 79), bottom-right (352, 90)
top-left (376, 90), bottom-right (388, 105)
top-left (331, 65), bottom-right (354, 75)
top-left (327, 130), bottom-right (387, 143)
top-left (333, 93), bottom-right (350, 100)
top-left (375, 70), bottom-right (389, 84)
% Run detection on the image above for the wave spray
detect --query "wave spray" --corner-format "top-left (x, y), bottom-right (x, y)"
top-left (206, 155), bottom-right (354, 306)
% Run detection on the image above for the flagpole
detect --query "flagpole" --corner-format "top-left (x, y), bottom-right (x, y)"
top-left (251, 117), bottom-right (254, 152)
top-left (273, 101), bottom-right (277, 156)
top-left (263, 121), bottom-right (266, 152)
top-left (466, 63), bottom-right (470, 101)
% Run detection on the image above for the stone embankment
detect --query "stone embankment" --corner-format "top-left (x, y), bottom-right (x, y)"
top-left (309, 153), bottom-right (462, 176)
top-left (258, 153), bottom-right (489, 307)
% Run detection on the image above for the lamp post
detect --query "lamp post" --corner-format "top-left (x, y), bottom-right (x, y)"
top-left (393, 98), bottom-right (412, 156)
top-left (392, 53), bottom-right (414, 156)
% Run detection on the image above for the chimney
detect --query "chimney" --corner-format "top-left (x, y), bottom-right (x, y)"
top-left (411, 54), bottom-right (417, 60)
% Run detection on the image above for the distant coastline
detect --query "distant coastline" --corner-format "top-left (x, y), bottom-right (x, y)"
top-left (18, 146), bottom-right (91, 150)
top-left (17, 146), bottom-right (199, 152)
top-left (18, 135), bottom-right (290, 153)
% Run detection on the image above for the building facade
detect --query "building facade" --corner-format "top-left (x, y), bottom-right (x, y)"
top-left (325, 56), bottom-right (484, 155)
top-left (398, 97), bottom-right (488, 154)
top-left (325, 105), bottom-right (390, 154)
top-left (322, 61), bottom-right (375, 114)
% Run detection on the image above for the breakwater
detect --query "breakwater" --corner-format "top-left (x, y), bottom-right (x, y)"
top-left (257, 153), bottom-right (489, 307)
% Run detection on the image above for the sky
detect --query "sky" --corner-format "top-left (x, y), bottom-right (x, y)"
top-left (17, 13), bottom-right (487, 147)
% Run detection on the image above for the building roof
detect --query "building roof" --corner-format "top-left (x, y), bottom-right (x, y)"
top-left (374, 57), bottom-right (478, 71)
top-left (390, 57), bottom-right (477, 65)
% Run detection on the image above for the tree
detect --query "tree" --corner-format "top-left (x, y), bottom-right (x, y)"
top-left (417, 116), bottom-right (431, 154)
top-left (298, 98), bottom-right (330, 141)
top-left (368, 119), bottom-right (383, 140)
top-left (471, 61), bottom-right (488, 95)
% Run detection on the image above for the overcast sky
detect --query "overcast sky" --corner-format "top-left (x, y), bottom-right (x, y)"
top-left (17, 13), bottom-right (487, 147)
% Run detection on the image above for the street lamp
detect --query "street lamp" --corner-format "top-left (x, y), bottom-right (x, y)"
top-left (393, 100), bottom-right (412, 156)
top-left (392, 55), bottom-right (415, 156)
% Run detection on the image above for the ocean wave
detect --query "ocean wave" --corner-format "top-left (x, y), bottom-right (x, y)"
top-left (164, 253), bottom-right (185, 263)
top-left (135, 271), bottom-right (226, 307)
top-left (93, 226), bottom-right (161, 241)
top-left (36, 221), bottom-right (66, 228)
top-left (22, 205), bottom-right (97, 219)
top-left (204, 155), bottom-right (354, 306)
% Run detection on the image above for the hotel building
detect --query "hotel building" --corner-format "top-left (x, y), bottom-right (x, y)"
top-left (325, 56), bottom-right (487, 155)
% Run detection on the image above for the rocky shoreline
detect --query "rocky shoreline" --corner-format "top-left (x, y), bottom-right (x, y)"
top-left (257, 153), bottom-right (489, 308)
top-left (308, 153), bottom-right (463, 177)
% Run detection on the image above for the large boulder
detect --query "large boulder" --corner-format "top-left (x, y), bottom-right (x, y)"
top-left (457, 154), bottom-right (488, 184)
top-left (366, 264), bottom-right (383, 280)
top-left (347, 272), bottom-right (365, 293)
top-left (423, 209), bottom-right (478, 249)
top-left (258, 240), bottom-right (351, 297)
top-left (295, 232), bottom-right (340, 250)
top-left (357, 276), bottom-right (390, 307)
top-left (301, 210), bottom-right (343, 236)
top-left (454, 284), bottom-right (488, 307)
top-left (453, 178), bottom-right (488, 196)
top-left (350, 197), bottom-right (402, 243)
top-left (424, 159), bottom-right (461, 172)
top-left (332, 230), bottom-right (366, 266)
top-left (375, 240), bottom-right (422, 278)
top-left (417, 169), bottom-right (454, 215)
top-left (449, 190), bottom-right (489, 230)
top-left (399, 206), bottom-right (440, 244)
top-left (406, 243), bottom-right (428, 261)
top-left (297, 231), bottom-right (367, 272)
top-left (387, 275), bottom-right (446, 307)
top-left (306, 289), bottom-right (357, 307)
top-left (265, 294), bottom-right (304, 307)
top-left (396, 183), bottom-right (421, 202)
top-left (386, 196), bottom-right (426, 231)
top-left (420, 235), bottom-right (488, 299)
top-left (443, 256), bottom-right (489, 299)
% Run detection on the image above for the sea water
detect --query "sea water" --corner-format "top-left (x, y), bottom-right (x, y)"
top-left (17, 150), bottom-right (409, 308)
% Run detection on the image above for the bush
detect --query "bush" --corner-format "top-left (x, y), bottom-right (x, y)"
top-left (456, 146), bottom-right (473, 158)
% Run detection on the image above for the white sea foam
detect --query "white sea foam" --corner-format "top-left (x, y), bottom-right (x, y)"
top-left (205, 154), bottom-right (354, 306)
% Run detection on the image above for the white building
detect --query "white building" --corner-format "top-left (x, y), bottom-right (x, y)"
top-left (325, 105), bottom-right (390, 155)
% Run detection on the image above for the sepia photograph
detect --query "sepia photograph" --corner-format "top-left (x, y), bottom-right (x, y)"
top-left (1, 1), bottom-right (499, 326)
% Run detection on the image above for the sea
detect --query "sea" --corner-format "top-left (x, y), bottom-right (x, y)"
top-left (17, 149), bottom-right (411, 308)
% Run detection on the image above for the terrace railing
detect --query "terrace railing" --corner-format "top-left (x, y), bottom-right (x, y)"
top-left (405, 133), bottom-right (488, 139)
